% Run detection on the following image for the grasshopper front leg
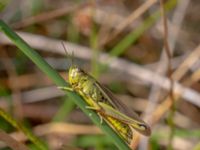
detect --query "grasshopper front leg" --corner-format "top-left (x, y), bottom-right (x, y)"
top-left (58, 86), bottom-right (74, 92)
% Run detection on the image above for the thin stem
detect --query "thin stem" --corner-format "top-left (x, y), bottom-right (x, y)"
top-left (159, 0), bottom-right (176, 149)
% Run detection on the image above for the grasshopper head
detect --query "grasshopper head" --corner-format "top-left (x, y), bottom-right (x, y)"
top-left (68, 65), bottom-right (84, 86)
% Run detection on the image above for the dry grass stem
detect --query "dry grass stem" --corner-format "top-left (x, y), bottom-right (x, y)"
top-left (12, 2), bottom-right (88, 29)
top-left (9, 123), bottom-right (101, 143)
top-left (0, 32), bottom-right (200, 107)
top-left (103, 0), bottom-right (158, 45)
top-left (0, 130), bottom-right (29, 150)
top-left (0, 50), bottom-right (23, 120)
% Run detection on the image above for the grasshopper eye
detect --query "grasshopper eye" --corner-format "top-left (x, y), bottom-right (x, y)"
top-left (139, 124), bottom-right (147, 130)
top-left (138, 123), bottom-right (151, 135)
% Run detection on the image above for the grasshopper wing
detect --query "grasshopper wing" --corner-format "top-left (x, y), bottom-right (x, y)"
top-left (95, 82), bottom-right (151, 136)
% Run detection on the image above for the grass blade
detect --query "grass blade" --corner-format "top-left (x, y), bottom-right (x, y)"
top-left (0, 20), bottom-right (131, 150)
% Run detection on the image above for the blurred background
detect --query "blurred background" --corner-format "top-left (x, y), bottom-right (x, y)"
top-left (0, 0), bottom-right (200, 149)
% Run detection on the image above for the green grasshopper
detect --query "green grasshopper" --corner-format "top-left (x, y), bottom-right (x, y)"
top-left (59, 43), bottom-right (151, 145)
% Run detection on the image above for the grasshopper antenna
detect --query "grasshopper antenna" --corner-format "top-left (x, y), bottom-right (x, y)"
top-left (61, 42), bottom-right (74, 66)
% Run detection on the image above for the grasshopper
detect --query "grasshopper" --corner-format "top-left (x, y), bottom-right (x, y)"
top-left (59, 43), bottom-right (151, 145)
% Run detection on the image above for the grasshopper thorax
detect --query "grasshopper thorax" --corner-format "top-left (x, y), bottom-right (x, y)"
top-left (68, 65), bottom-right (84, 86)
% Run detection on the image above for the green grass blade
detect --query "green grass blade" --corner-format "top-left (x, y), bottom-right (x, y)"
top-left (0, 20), bottom-right (131, 150)
top-left (110, 0), bottom-right (177, 56)
top-left (52, 97), bottom-right (75, 122)
top-left (0, 108), bottom-right (47, 150)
